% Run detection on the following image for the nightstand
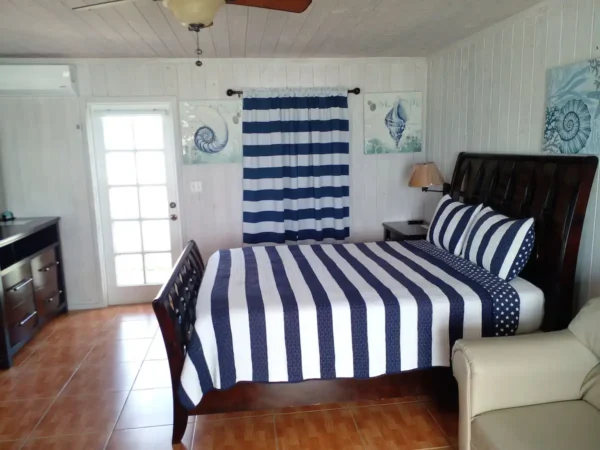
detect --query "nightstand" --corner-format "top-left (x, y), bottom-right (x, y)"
top-left (383, 221), bottom-right (428, 242)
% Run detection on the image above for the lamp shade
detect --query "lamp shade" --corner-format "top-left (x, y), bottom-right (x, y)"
top-left (408, 162), bottom-right (445, 188)
top-left (163, 0), bottom-right (225, 26)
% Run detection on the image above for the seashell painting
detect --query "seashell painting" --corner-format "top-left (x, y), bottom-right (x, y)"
top-left (180, 100), bottom-right (242, 164)
top-left (385, 101), bottom-right (408, 147)
top-left (364, 92), bottom-right (422, 154)
top-left (544, 60), bottom-right (600, 155)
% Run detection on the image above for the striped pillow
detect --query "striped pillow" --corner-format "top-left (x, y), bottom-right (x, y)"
top-left (427, 195), bottom-right (483, 256)
top-left (462, 207), bottom-right (535, 281)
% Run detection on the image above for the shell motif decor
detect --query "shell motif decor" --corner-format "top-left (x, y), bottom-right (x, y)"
top-left (194, 109), bottom-right (229, 154)
top-left (385, 100), bottom-right (408, 148)
top-left (544, 59), bottom-right (600, 155)
top-left (555, 99), bottom-right (592, 154)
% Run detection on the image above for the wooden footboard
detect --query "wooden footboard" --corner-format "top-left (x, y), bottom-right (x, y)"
top-left (152, 240), bottom-right (204, 444)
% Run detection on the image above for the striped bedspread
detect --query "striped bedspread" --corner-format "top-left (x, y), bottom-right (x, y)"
top-left (178, 240), bottom-right (520, 409)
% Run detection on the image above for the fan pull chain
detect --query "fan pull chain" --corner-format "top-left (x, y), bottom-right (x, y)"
top-left (189, 24), bottom-right (203, 68)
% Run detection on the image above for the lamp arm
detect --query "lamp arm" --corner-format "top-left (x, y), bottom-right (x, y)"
top-left (422, 183), bottom-right (451, 194)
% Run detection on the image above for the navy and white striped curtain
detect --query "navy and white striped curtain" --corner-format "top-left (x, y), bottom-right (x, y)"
top-left (242, 88), bottom-right (350, 245)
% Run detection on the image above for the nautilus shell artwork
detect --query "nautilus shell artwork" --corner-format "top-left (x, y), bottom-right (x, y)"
top-left (193, 107), bottom-right (229, 154)
top-left (180, 101), bottom-right (242, 164)
top-left (385, 101), bottom-right (408, 148)
top-left (544, 59), bottom-right (600, 155)
top-left (555, 99), bottom-right (591, 154)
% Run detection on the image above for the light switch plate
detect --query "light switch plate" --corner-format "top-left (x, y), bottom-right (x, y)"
top-left (190, 181), bottom-right (203, 193)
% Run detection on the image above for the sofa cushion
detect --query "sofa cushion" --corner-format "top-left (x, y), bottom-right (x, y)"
top-left (582, 364), bottom-right (600, 412)
top-left (471, 401), bottom-right (600, 450)
top-left (569, 297), bottom-right (600, 359)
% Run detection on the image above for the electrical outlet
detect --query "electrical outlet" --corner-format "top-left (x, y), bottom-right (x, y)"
top-left (190, 181), bottom-right (203, 193)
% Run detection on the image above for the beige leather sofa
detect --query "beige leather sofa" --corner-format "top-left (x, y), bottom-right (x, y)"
top-left (452, 297), bottom-right (600, 450)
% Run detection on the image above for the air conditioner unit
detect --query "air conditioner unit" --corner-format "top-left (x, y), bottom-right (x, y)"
top-left (0, 65), bottom-right (77, 96)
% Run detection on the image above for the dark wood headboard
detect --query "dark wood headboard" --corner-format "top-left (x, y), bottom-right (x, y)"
top-left (449, 152), bottom-right (598, 331)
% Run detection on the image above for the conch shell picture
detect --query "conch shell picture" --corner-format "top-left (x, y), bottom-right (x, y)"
top-left (364, 92), bottom-right (422, 154)
top-left (385, 101), bottom-right (408, 148)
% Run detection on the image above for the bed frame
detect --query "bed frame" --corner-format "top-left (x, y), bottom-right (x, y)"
top-left (153, 152), bottom-right (598, 443)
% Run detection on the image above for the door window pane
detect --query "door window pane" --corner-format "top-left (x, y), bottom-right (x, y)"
top-left (112, 221), bottom-right (142, 254)
top-left (139, 186), bottom-right (168, 219)
top-left (133, 116), bottom-right (164, 150)
top-left (102, 116), bottom-right (134, 150)
top-left (106, 152), bottom-right (136, 185)
top-left (142, 220), bottom-right (171, 252)
top-left (144, 253), bottom-right (172, 284)
top-left (136, 151), bottom-right (166, 185)
top-left (109, 187), bottom-right (139, 219)
top-left (115, 254), bottom-right (144, 286)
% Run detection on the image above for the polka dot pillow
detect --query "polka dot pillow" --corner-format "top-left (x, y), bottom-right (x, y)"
top-left (462, 206), bottom-right (535, 281)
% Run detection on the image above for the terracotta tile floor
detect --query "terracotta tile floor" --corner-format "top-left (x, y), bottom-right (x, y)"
top-left (0, 304), bottom-right (459, 449)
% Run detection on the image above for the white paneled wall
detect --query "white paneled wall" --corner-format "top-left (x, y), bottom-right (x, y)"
top-left (426, 0), bottom-right (600, 309)
top-left (0, 57), bottom-right (427, 309)
top-left (0, 97), bottom-right (103, 309)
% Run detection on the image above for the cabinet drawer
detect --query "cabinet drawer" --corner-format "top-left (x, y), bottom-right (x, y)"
top-left (30, 247), bottom-right (59, 289)
top-left (9, 310), bottom-right (39, 347)
top-left (34, 285), bottom-right (62, 317)
top-left (3, 265), bottom-right (35, 325)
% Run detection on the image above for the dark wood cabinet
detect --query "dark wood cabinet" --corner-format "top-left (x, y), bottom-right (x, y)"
top-left (0, 218), bottom-right (67, 368)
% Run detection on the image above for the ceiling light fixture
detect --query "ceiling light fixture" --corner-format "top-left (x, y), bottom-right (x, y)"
top-left (164, 0), bottom-right (224, 26)
top-left (72, 0), bottom-right (312, 68)
top-left (164, 0), bottom-right (225, 67)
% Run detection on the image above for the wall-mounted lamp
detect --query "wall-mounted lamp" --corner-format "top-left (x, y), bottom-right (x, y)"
top-left (408, 162), bottom-right (450, 194)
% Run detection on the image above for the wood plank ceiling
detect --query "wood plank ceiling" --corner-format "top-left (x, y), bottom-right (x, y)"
top-left (0, 0), bottom-right (543, 58)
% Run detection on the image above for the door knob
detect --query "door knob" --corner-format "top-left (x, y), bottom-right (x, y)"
top-left (170, 214), bottom-right (178, 221)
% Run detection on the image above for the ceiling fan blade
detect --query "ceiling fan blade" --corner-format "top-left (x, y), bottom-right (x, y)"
top-left (226, 0), bottom-right (311, 13)
top-left (72, 0), bottom-right (156, 12)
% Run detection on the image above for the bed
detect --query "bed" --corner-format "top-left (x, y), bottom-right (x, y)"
top-left (153, 152), bottom-right (598, 443)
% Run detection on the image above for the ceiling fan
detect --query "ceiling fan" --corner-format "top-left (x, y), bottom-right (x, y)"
top-left (73, 0), bottom-right (312, 66)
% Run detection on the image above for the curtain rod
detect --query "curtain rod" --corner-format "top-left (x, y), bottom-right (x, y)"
top-left (226, 88), bottom-right (361, 97)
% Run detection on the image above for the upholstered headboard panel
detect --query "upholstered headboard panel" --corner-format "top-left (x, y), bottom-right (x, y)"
top-left (449, 152), bottom-right (598, 331)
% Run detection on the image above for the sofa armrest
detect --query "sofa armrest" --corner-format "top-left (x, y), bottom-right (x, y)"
top-left (452, 330), bottom-right (599, 450)
top-left (453, 330), bottom-right (598, 416)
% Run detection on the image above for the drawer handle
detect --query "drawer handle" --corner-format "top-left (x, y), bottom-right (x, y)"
top-left (39, 261), bottom-right (59, 272)
top-left (10, 278), bottom-right (33, 292)
top-left (19, 311), bottom-right (37, 327)
top-left (46, 290), bottom-right (63, 303)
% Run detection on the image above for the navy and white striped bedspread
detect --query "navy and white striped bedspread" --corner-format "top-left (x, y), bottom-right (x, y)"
top-left (178, 240), bottom-right (520, 409)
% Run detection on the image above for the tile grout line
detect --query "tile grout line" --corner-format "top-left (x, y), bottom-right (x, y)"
top-left (348, 407), bottom-right (368, 450)
top-left (426, 406), bottom-right (454, 448)
top-left (273, 397), bottom-right (424, 416)
top-left (272, 413), bottom-right (279, 450)
top-left (102, 323), bottom-right (160, 449)
top-left (18, 337), bottom-right (99, 449)
top-left (21, 312), bottom-right (117, 450)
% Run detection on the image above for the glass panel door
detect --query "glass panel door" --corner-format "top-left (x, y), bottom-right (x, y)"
top-left (90, 106), bottom-right (181, 305)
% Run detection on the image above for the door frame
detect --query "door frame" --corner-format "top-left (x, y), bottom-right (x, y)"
top-left (86, 98), bottom-right (184, 306)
